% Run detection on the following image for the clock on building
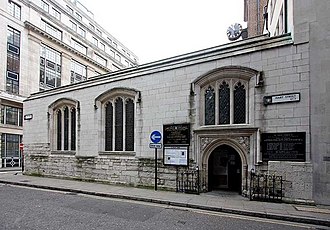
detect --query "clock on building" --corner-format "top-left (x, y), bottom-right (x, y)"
top-left (226, 23), bottom-right (243, 41)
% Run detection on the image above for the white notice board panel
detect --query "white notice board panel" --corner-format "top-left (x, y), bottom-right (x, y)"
top-left (163, 146), bottom-right (188, 166)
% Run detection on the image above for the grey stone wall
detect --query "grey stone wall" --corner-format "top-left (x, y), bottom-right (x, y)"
top-left (268, 161), bottom-right (313, 201)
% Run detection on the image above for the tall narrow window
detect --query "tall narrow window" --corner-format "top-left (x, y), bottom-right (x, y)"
top-left (204, 86), bottom-right (215, 125)
top-left (6, 27), bottom-right (20, 94)
top-left (125, 99), bottom-right (134, 151)
top-left (219, 81), bottom-right (230, 124)
top-left (233, 81), bottom-right (246, 124)
top-left (41, 0), bottom-right (49, 12)
top-left (53, 101), bottom-right (77, 151)
top-left (105, 103), bottom-right (113, 151)
top-left (63, 107), bottom-right (69, 150)
top-left (70, 108), bottom-right (76, 150)
top-left (115, 98), bottom-right (123, 151)
top-left (57, 110), bottom-right (62, 150)
top-left (102, 91), bottom-right (136, 152)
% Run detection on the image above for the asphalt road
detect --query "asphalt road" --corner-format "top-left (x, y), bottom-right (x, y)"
top-left (0, 183), bottom-right (326, 230)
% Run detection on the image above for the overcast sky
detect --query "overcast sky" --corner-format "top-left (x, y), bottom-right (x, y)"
top-left (79, 0), bottom-right (246, 64)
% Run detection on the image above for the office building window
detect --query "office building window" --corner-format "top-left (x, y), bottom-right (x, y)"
top-left (107, 37), bottom-right (112, 43)
top-left (70, 20), bottom-right (77, 31)
top-left (96, 29), bottom-right (102, 36)
top-left (39, 44), bottom-right (61, 90)
top-left (75, 12), bottom-right (82, 21)
top-left (99, 42), bottom-right (105, 51)
top-left (71, 60), bottom-right (86, 83)
top-left (92, 37), bottom-right (98, 46)
top-left (71, 39), bottom-right (87, 55)
top-left (95, 53), bottom-right (106, 66)
top-left (66, 5), bottom-right (73, 14)
top-left (51, 7), bottom-right (61, 20)
top-left (113, 42), bottom-right (117, 47)
top-left (115, 54), bottom-right (121, 62)
top-left (6, 27), bottom-right (20, 94)
top-left (41, 20), bottom-right (62, 40)
top-left (41, 0), bottom-right (49, 12)
top-left (1, 134), bottom-right (22, 168)
top-left (89, 23), bottom-right (94, 30)
top-left (78, 27), bottom-right (85, 37)
top-left (1, 105), bottom-right (22, 126)
top-left (8, 0), bottom-right (21, 20)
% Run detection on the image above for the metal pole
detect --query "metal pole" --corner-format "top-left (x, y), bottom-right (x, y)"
top-left (155, 148), bottom-right (157, 191)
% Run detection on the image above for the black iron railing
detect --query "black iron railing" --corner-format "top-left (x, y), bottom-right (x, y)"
top-left (249, 171), bottom-right (283, 202)
top-left (176, 167), bottom-right (200, 194)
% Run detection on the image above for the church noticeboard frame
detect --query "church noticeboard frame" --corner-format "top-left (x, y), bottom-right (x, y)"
top-left (261, 132), bottom-right (306, 161)
top-left (163, 123), bottom-right (190, 145)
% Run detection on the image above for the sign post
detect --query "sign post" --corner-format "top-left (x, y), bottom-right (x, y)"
top-left (150, 131), bottom-right (162, 191)
top-left (19, 143), bottom-right (24, 172)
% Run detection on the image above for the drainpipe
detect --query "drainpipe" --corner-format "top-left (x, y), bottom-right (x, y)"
top-left (256, 129), bottom-right (262, 163)
top-left (257, 0), bottom-right (260, 34)
top-left (284, 0), bottom-right (288, 33)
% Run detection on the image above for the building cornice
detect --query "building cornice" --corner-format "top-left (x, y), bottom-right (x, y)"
top-left (25, 34), bottom-right (294, 101)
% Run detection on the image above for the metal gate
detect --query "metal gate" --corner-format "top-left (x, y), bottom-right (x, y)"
top-left (249, 171), bottom-right (283, 202)
top-left (176, 167), bottom-right (200, 194)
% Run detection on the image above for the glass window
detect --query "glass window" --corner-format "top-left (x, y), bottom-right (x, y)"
top-left (104, 96), bottom-right (135, 152)
top-left (75, 12), bottom-right (82, 21)
top-left (99, 42), bottom-right (105, 51)
top-left (78, 27), bottom-right (85, 37)
top-left (0, 105), bottom-right (22, 126)
top-left (41, 20), bottom-right (62, 40)
top-left (6, 27), bottom-right (20, 95)
top-left (1, 134), bottom-right (22, 168)
top-left (41, 0), bottom-right (49, 12)
top-left (96, 29), bottom-right (102, 36)
top-left (51, 7), bottom-right (61, 20)
top-left (95, 53), bottom-right (107, 66)
top-left (71, 59), bottom-right (86, 83)
top-left (71, 39), bottom-right (87, 55)
top-left (39, 44), bottom-right (61, 90)
top-left (115, 54), bottom-right (121, 62)
top-left (70, 20), bottom-right (77, 31)
top-left (54, 103), bottom-right (76, 151)
top-left (8, 0), bottom-right (21, 20)
top-left (203, 79), bottom-right (248, 126)
top-left (89, 23), bottom-right (95, 30)
top-left (92, 37), bottom-right (98, 46)
top-left (66, 5), bottom-right (73, 14)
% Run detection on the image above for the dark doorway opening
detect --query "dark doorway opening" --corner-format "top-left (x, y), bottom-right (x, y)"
top-left (208, 145), bottom-right (242, 194)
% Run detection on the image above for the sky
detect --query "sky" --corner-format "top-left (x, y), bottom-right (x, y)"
top-left (79, 0), bottom-right (246, 64)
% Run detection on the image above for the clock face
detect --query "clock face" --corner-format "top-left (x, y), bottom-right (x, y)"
top-left (227, 23), bottom-right (243, 41)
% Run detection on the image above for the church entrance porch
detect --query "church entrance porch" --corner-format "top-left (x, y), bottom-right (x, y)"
top-left (208, 145), bottom-right (242, 194)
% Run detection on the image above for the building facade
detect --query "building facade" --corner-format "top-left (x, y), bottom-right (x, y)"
top-left (23, 0), bottom-right (330, 205)
top-left (0, 0), bottom-right (138, 168)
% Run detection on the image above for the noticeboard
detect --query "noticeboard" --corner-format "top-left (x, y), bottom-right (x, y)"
top-left (261, 132), bottom-right (306, 161)
top-left (163, 124), bottom-right (190, 145)
top-left (163, 146), bottom-right (188, 166)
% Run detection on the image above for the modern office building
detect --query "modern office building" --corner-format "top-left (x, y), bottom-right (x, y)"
top-left (0, 0), bottom-right (138, 168)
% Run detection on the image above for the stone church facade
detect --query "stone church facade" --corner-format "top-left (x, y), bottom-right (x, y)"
top-left (23, 33), bottom-right (314, 202)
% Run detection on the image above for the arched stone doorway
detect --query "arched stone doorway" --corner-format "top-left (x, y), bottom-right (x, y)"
top-left (208, 144), bottom-right (242, 193)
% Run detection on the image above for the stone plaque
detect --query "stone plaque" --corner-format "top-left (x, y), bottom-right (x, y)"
top-left (261, 132), bottom-right (306, 161)
top-left (163, 123), bottom-right (190, 145)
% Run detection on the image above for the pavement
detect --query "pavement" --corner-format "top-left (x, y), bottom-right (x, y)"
top-left (0, 169), bottom-right (329, 227)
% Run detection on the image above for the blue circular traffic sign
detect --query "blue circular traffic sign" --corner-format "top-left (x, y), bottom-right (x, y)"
top-left (150, 130), bottom-right (162, 143)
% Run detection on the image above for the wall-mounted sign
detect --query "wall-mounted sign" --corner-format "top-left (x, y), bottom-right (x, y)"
top-left (261, 132), bottom-right (306, 161)
top-left (163, 124), bottom-right (190, 145)
top-left (263, 93), bottom-right (300, 106)
top-left (163, 146), bottom-right (188, 166)
top-left (24, 114), bottom-right (33, 120)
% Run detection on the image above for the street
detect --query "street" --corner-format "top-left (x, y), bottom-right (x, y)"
top-left (0, 184), bottom-right (327, 230)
